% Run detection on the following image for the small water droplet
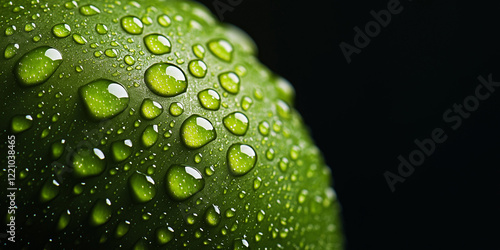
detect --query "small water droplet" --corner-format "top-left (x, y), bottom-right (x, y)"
top-left (51, 139), bottom-right (66, 160)
top-left (165, 165), bottom-right (205, 201)
top-left (79, 79), bottom-right (129, 120)
top-left (10, 115), bottom-right (33, 133)
top-left (111, 139), bottom-right (133, 162)
top-left (253, 177), bottom-right (262, 190)
top-left (72, 148), bottom-right (106, 178)
top-left (233, 238), bottom-right (250, 249)
top-left (180, 115), bottom-right (216, 149)
top-left (121, 15), bottom-right (144, 35)
top-left (208, 39), bottom-right (233, 62)
top-left (4, 25), bottom-right (16, 36)
top-left (24, 23), bottom-right (36, 32)
top-left (15, 46), bottom-right (63, 87)
top-left (105, 48), bottom-right (118, 58)
top-left (219, 72), bottom-right (240, 94)
top-left (279, 157), bottom-right (289, 172)
top-left (52, 23), bottom-right (71, 38)
top-left (223, 112), bottom-right (249, 136)
top-left (276, 99), bottom-right (291, 119)
top-left (89, 198), bottom-right (112, 226)
top-left (129, 171), bottom-right (156, 203)
top-left (198, 89), bottom-right (220, 110)
top-left (115, 220), bottom-right (131, 238)
top-left (257, 209), bottom-right (265, 222)
top-left (96, 23), bottom-right (108, 34)
top-left (56, 210), bottom-right (71, 231)
top-left (72, 33), bottom-right (87, 44)
top-left (157, 14), bottom-right (172, 27)
top-left (80, 4), bottom-right (101, 16)
top-left (64, 1), bottom-right (78, 9)
top-left (140, 99), bottom-right (163, 120)
top-left (142, 124), bottom-right (159, 148)
top-left (241, 96), bottom-right (253, 111)
top-left (156, 226), bottom-right (174, 245)
top-left (227, 144), bottom-right (257, 176)
top-left (145, 63), bottom-right (187, 97)
top-left (204, 204), bottom-right (221, 227)
top-left (258, 121), bottom-right (270, 136)
top-left (144, 33), bottom-right (171, 55)
top-left (192, 44), bottom-right (205, 58)
top-left (40, 179), bottom-right (60, 202)
top-left (298, 189), bottom-right (308, 204)
top-left (4, 43), bottom-right (19, 59)
top-left (188, 60), bottom-right (207, 78)
top-left (124, 55), bottom-right (135, 65)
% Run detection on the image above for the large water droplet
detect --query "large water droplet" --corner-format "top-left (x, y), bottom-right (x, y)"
top-left (111, 139), bottom-right (133, 162)
top-left (156, 226), bottom-right (174, 245)
top-left (208, 39), bottom-right (233, 62)
top-left (180, 115), bottom-right (216, 149)
top-left (15, 46), bottom-right (63, 87)
top-left (39, 179), bottom-right (60, 202)
top-left (52, 23), bottom-right (71, 38)
top-left (140, 99), bottom-right (163, 120)
top-left (204, 204), bottom-right (221, 227)
top-left (89, 198), bottom-right (112, 226)
top-left (219, 72), bottom-right (240, 94)
top-left (79, 79), bottom-right (129, 120)
top-left (142, 124), bottom-right (159, 148)
top-left (227, 144), bottom-right (257, 176)
top-left (4, 43), bottom-right (19, 59)
top-left (144, 34), bottom-right (171, 55)
top-left (188, 60), bottom-right (207, 78)
top-left (79, 4), bottom-right (101, 16)
top-left (223, 112), bottom-right (249, 136)
top-left (145, 63), bottom-right (187, 97)
top-left (10, 115), bottom-right (33, 133)
top-left (198, 89), bottom-right (220, 110)
top-left (72, 148), bottom-right (106, 178)
top-left (121, 15), bottom-right (144, 35)
top-left (129, 171), bottom-right (156, 203)
top-left (165, 165), bottom-right (205, 201)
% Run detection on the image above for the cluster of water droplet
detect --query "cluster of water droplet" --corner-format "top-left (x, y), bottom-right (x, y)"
top-left (1, 0), bottom-right (341, 249)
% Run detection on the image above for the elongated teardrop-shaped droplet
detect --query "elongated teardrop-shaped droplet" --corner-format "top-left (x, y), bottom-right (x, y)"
top-left (79, 79), bottom-right (129, 120)
top-left (111, 139), bottom-right (133, 162)
top-left (165, 165), bottom-right (204, 201)
top-left (145, 63), bottom-right (187, 97)
top-left (129, 171), bottom-right (156, 203)
top-left (10, 115), bottom-right (33, 133)
top-left (144, 34), bottom-right (171, 55)
top-left (72, 148), bottom-right (106, 178)
top-left (79, 4), bottom-right (101, 16)
top-left (115, 220), bottom-right (131, 238)
top-left (223, 112), bottom-right (249, 136)
top-left (51, 139), bottom-right (66, 160)
top-left (89, 198), bottom-right (112, 226)
top-left (198, 89), bottom-right (220, 110)
top-left (219, 72), bottom-right (240, 94)
top-left (180, 115), bottom-right (216, 149)
top-left (208, 39), bottom-right (233, 62)
top-left (227, 144), bottom-right (257, 176)
top-left (140, 99), bottom-right (163, 120)
top-left (15, 46), bottom-right (63, 87)
top-left (121, 15), bottom-right (143, 35)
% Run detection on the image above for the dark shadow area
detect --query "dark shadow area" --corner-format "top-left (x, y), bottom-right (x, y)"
top-left (196, 0), bottom-right (499, 249)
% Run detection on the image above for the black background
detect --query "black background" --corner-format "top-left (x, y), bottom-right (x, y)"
top-left (197, 0), bottom-right (499, 249)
